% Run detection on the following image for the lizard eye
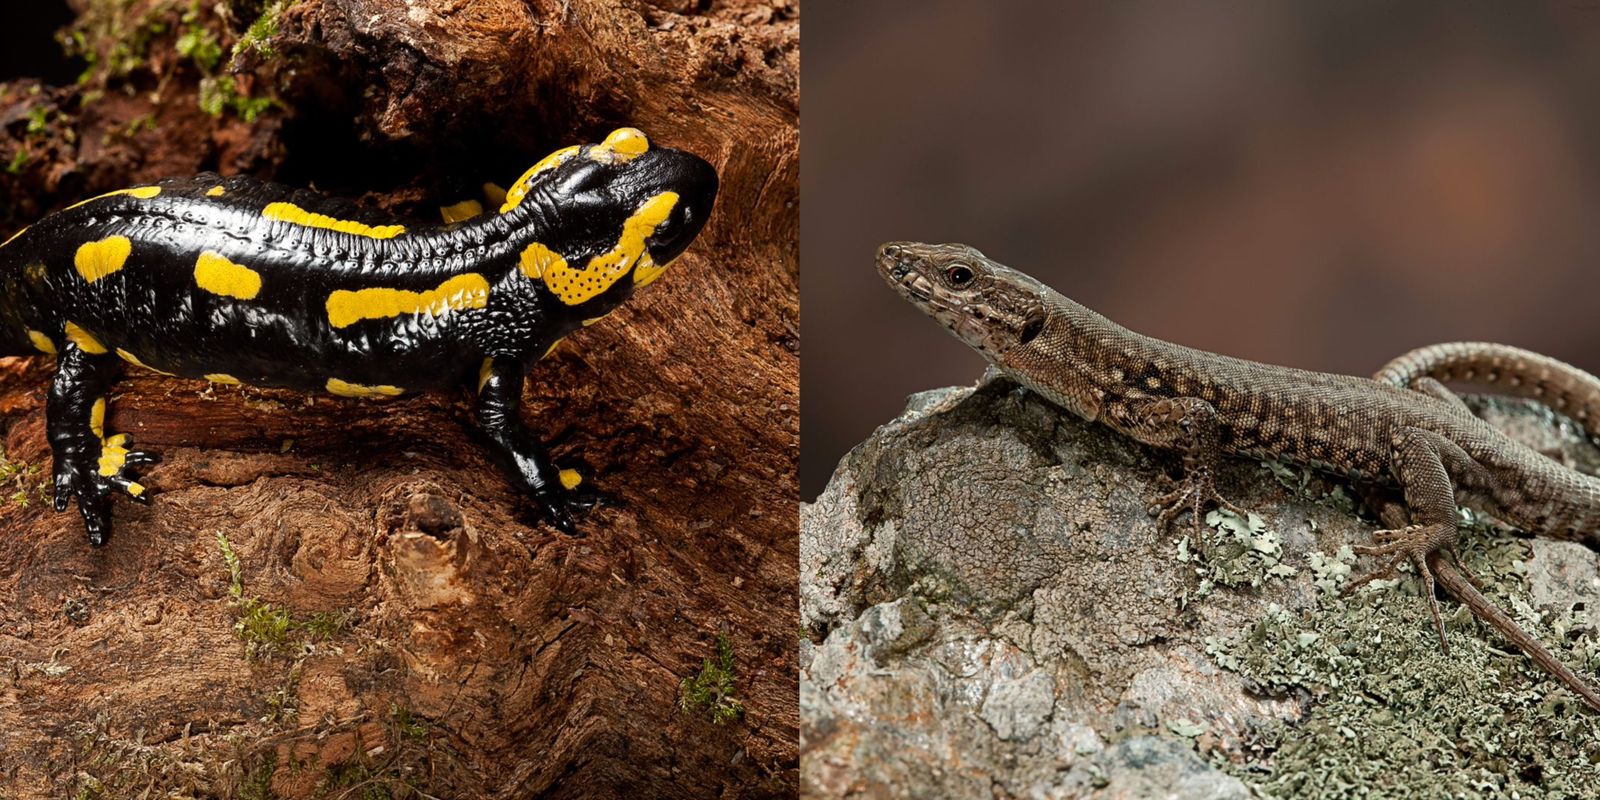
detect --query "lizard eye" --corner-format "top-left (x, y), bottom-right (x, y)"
top-left (945, 264), bottom-right (975, 286)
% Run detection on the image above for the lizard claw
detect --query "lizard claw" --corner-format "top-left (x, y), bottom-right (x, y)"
top-left (1345, 522), bottom-right (1458, 652)
top-left (1148, 469), bottom-right (1247, 538)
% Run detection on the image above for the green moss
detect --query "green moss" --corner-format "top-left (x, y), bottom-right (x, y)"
top-left (240, 751), bottom-right (277, 800)
top-left (233, 0), bottom-right (295, 61)
top-left (6, 149), bottom-right (29, 175)
top-left (1207, 522), bottom-right (1600, 798)
top-left (679, 632), bottom-right (744, 725)
top-left (390, 704), bottom-right (428, 743)
top-left (198, 75), bottom-right (276, 122)
top-left (217, 532), bottom-right (351, 660)
top-left (0, 446), bottom-right (47, 507)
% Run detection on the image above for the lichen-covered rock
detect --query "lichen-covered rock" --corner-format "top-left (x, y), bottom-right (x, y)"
top-left (801, 375), bottom-right (1600, 799)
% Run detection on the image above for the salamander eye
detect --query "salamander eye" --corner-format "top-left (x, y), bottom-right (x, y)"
top-left (946, 264), bottom-right (975, 286)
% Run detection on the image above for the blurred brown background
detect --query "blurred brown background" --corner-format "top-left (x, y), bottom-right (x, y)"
top-left (803, 1), bottom-right (1600, 499)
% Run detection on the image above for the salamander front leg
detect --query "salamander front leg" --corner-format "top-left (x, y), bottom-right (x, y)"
top-left (475, 357), bottom-right (599, 535)
top-left (47, 344), bottom-right (160, 546)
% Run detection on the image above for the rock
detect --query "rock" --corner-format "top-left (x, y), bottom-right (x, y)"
top-left (801, 376), bottom-right (1600, 798)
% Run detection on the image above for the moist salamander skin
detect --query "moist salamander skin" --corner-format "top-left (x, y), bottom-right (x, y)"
top-left (0, 127), bottom-right (718, 545)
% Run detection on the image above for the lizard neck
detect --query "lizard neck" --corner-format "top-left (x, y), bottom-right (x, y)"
top-left (995, 292), bottom-right (1164, 422)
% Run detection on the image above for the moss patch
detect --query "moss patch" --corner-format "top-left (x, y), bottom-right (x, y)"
top-left (680, 632), bottom-right (745, 725)
top-left (1208, 519), bottom-right (1600, 798)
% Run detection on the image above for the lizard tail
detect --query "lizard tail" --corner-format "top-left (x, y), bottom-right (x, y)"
top-left (1377, 342), bottom-right (1600, 440)
top-left (1429, 551), bottom-right (1600, 713)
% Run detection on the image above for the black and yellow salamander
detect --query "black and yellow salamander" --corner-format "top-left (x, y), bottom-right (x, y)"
top-left (0, 127), bottom-right (718, 545)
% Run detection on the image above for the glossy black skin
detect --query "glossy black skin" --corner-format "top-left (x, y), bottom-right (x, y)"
top-left (0, 135), bottom-right (719, 545)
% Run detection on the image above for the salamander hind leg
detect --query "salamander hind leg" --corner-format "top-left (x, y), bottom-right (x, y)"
top-left (475, 357), bottom-right (602, 535)
top-left (47, 343), bottom-right (160, 546)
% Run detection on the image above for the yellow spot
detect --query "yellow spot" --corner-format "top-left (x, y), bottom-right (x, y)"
top-left (193, 251), bottom-right (262, 300)
top-left (98, 438), bottom-right (127, 477)
top-left (116, 348), bottom-right (175, 376)
top-left (326, 273), bottom-right (490, 329)
top-left (74, 236), bottom-right (132, 283)
top-left (587, 127), bottom-right (650, 164)
top-left (65, 322), bottom-right (107, 354)
top-left (500, 145), bottom-right (581, 213)
top-left (1, 227), bottom-right (28, 247)
top-left (27, 330), bottom-right (55, 354)
top-left (559, 468), bottom-right (583, 490)
top-left (581, 312), bottom-right (610, 326)
top-left (24, 263), bottom-right (45, 283)
top-left (262, 202), bottom-right (405, 239)
top-left (543, 192), bottom-right (678, 305)
top-left (440, 199), bottom-right (483, 224)
top-left (481, 182), bottom-right (507, 208)
top-left (127, 482), bottom-right (145, 497)
top-left (90, 397), bottom-right (106, 439)
top-left (632, 254), bottom-right (669, 288)
top-left (205, 373), bottom-right (241, 385)
top-left (519, 242), bottom-right (564, 280)
top-left (325, 378), bottom-right (405, 398)
top-left (477, 358), bottom-right (494, 394)
top-left (65, 185), bottom-right (161, 211)
top-left (206, 185), bottom-right (226, 197)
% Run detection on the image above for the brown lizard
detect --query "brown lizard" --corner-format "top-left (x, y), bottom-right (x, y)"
top-left (876, 240), bottom-right (1600, 711)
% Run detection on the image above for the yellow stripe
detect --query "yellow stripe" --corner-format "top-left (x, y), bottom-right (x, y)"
top-left (1, 227), bottom-right (28, 248)
top-left (543, 192), bottom-right (678, 305)
top-left (116, 348), bottom-right (175, 376)
top-left (65, 322), bottom-right (107, 354)
top-left (325, 378), bottom-right (404, 398)
top-left (587, 127), bottom-right (649, 164)
top-left (90, 397), bottom-right (106, 439)
top-left (74, 236), bottom-right (132, 283)
top-left (325, 273), bottom-right (490, 329)
top-left (519, 242), bottom-right (563, 280)
top-left (632, 254), bottom-right (668, 288)
top-left (193, 251), bottom-right (262, 300)
top-left (64, 185), bottom-right (161, 211)
top-left (440, 199), bottom-right (482, 224)
top-left (205, 373), bottom-right (241, 385)
top-left (477, 358), bottom-right (494, 394)
top-left (262, 202), bottom-right (405, 239)
top-left (27, 330), bottom-right (55, 354)
top-left (500, 145), bottom-right (581, 213)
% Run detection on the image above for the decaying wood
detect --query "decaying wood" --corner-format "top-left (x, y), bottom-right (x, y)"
top-left (0, 1), bottom-right (798, 797)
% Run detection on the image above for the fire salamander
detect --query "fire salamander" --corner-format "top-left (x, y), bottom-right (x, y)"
top-left (0, 128), bottom-right (718, 545)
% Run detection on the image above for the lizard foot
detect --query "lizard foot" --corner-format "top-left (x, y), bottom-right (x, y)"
top-left (52, 434), bottom-right (160, 546)
top-left (1343, 522), bottom-right (1459, 651)
top-left (1148, 469), bottom-right (1247, 538)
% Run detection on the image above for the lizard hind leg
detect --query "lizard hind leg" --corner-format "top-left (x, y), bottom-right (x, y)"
top-left (1344, 426), bottom-right (1488, 651)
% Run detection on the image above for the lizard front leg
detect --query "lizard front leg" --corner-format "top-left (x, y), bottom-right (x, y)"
top-left (1121, 397), bottom-right (1247, 537)
top-left (475, 356), bottom-right (598, 535)
top-left (48, 343), bottom-right (159, 546)
top-left (1344, 426), bottom-right (1491, 647)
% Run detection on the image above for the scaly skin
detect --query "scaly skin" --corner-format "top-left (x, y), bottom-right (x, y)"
top-left (877, 240), bottom-right (1600, 713)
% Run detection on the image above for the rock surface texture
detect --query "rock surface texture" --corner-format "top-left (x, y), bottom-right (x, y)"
top-left (802, 376), bottom-right (1600, 799)
top-left (0, 1), bottom-right (798, 797)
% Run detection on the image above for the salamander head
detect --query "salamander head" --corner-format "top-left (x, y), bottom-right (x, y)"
top-left (876, 241), bottom-right (1052, 362)
top-left (503, 128), bottom-right (719, 312)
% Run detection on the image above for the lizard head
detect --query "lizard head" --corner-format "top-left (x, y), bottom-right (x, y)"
top-left (502, 128), bottom-right (720, 311)
top-left (876, 241), bottom-right (1051, 362)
